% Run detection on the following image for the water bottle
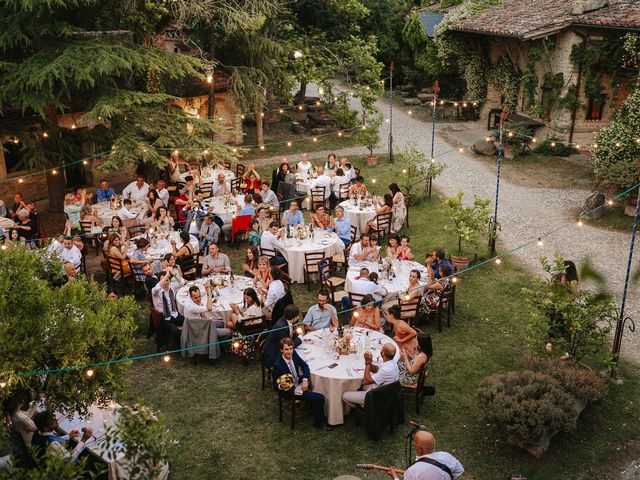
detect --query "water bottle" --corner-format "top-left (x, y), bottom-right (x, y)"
top-left (364, 331), bottom-right (371, 353)
top-left (230, 270), bottom-right (235, 288)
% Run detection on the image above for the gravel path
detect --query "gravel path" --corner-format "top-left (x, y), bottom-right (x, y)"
top-left (267, 83), bottom-right (639, 365)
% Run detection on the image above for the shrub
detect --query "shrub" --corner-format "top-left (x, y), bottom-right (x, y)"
top-left (534, 139), bottom-right (576, 156)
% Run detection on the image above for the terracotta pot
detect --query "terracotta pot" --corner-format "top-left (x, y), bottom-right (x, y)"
top-left (450, 255), bottom-right (470, 271)
top-left (366, 155), bottom-right (379, 166)
top-left (503, 144), bottom-right (515, 159)
top-left (625, 203), bottom-right (637, 217)
top-left (341, 131), bottom-right (353, 138)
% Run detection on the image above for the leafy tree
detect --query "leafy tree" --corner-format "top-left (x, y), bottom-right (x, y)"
top-left (444, 191), bottom-right (491, 255)
top-left (0, 246), bottom-right (137, 416)
top-left (355, 115), bottom-right (382, 156)
top-left (402, 12), bottom-right (450, 79)
top-left (0, 0), bottom-right (233, 210)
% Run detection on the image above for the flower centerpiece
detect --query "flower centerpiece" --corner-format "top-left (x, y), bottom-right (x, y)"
top-left (379, 257), bottom-right (393, 279)
top-left (335, 332), bottom-right (353, 355)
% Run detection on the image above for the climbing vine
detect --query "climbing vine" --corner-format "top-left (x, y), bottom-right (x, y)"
top-left (522, 47), bottom-right (542, 110)
top-left (402, 12), bottom-right (449, 78)
top-left (488, 56), bottom-right (520, 112)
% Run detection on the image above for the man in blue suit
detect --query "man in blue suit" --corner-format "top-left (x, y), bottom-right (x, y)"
top-left (272, 337), bottom-right (332, 430)
top-left (263, 304), bottom-right (302, 368)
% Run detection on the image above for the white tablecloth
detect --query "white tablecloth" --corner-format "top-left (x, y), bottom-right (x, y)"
top-left (279, 232), bottom-right (344, 283)
top-left (175, 276), bottom-right (253, 320)
top-left (56, 402), bottom-right (169, 480)
top-left (339, 200), bottom-right (376, 235)
top-left (93, 201), bottom-right (146, 226)
top-left (0, 217), bottom-right (15, 230)
top-left (294, 174), bottom-right (313, 210)
top-left (202, 194), bottom-right (244, 224)
top-left (345, 260), bottom-right (427, 294)
top-left (296, 327), bottom-right (399, 425)
top-left (180, 168), bottom-right (235, 184)
top-left (129, 231), bottom-right (199, 260)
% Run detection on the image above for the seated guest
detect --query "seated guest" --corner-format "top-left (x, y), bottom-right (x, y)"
top-left (260, 222), bottom-right (287, 265)
top-left (6, 391), bottom-right (38, 448)
top-left (244, 171), bottom-right (261, 194)
top-left (128, 238), bottom-right (152, 281)
top-left (107, 215), bottom-right (129, 242)
top-left (153, 206), bottom-right (175, 234)
top-left (201, 243), bottom-right (231, 276)
top-left (80, 204), bottom-right (103, 230)
top-left (260, 181), bottom-right (279, 208)
top-left (54, 262), bottom-right (77, 286)
top-left (183, 283), bottom-right (213, 318)
top-left (95, 179), bottom-right (116, 202)
top-left (253, 255), bottom-right (272, 293)
top-left (348, 176), bottom-right (368, 197)
top-left (419, 264), bottom-right (453, 318)
top-left (255, 206), bottom-right (271, 233)
top-left (263, 304), bottom-right (302, 367)
top-left (145, 189), bottom-right (163, 217)
top-left (59, 236), bottom-right (82, 270)
top-left (310, 166), bottom-right (332, 199)
top-left (369, 236), bottom-right (381, 262)
top-left (276, 162), bottom-right (295, 185)
top-left (248, 219), bottom-right (261, 247)
top-left (32, 410), bottom-right (92, 462)
top-left (384, 305), bottom-right (418, 357)
top-left (156, 179), bottom-right (169, 206)
top-left (6, 228), bottom-right (25, 246)
top-left (198, 214), bottom-right (220, 252)
top-left (303, 289), bottom-right (339, 331)
top-left (426, 249), bottom-right (452, 279)
top-left (263, 267), bottom-right (286, 319)
top-left (272, 338), bottom-right (332, 430)
top-left (348, 233), bottom-right (378, 267)
top-left (151, 270), bottom-right (184, 345)
top-left (331, 168), bottom-right (350, 198)
top-left (398, 332), bottom-right (431, 388)
top-left (344, 267), bottom-right (387, 306)
top-left (170, 231), bottom-right (195, 261)
top-left (281, 201), bottom-right (304, 226)
top-left (324, 153), bottom-right (338, 173)
top-left (222, 194), bottom-right (255, 241)
top-left (106, 234), bottom-right (131, 275)
top-left (297, 153), bottom-right (313, 176)
top-left (368, 272), bottom-right (387, 302)
top-left (365, 194), bottom-right (393, 233)
top-left (242, 247), bottom-right (260, 278)
top-left (228, 287), bottom-right (262, 330)
top-left (15, 209), bottom-right (35, 241)
top-left (142, 263), bottom-right (159, 292)
top-left (212, 172), bottom-right (231, 197)
top-left (0, 198), bottom-right (6, 217)
top-left (182, 197), bottom-right (206, 235)
top-left (349, 294), bottom-right (382, 331)
top-left (341, 159), bottom-right (356, 182)
top-left (9, 192), bottom-right (26, 220)
top-left (386, 234), bottom-right (400, 259)
top-left (63, 192), bottom-right (85, 233)
top-left (160, 253), bottom-right (186, 287)
top-left (342, 343), bottom-right (399, 407)
top-left (310, 205), bottom-right (331, 230)
top-left (330, 205), bottom-right (351, 245)
top-left (118, 199), bottom-right (139, 224)
top-left (122, 174), bottom-right (149, 202)
top-left (401, 269), bottom-right (423, 304)
top-left (396, 235), bottom-right (415, 260)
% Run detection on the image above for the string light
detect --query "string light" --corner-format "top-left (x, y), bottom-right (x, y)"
top-left (163, 354), bottom-right (171, 363)
top-left (43, 132), bottom-right (48, 138)
top-left (385, 118), bottom-right (390, 123)
top-left (537, 238), bottom-right (544, 247)
top-left (353, 311), bottom-right (359, 318)
top-left (18, 178), bottom-right (24, 183)
top-left (232, 340), bottom-right (241, 349)
top-left (298, 105), bottom-right (303, 111)
top-left (337, 131), bottom-right (343, 137)
top-left (495, 258), bottom-right (502, 265)
top-left (204, 149), bottom-right (209, 155)
top-left (439, 100), bottom-right (444, 106)
top-left (295, 326), bottom-right (304, 335)
top-left (402, 168), bottom-right (407, 174)
top-left (404, 294), bottom-right (411, 300)
top-left (431, 158), bottom-right (435, 163)
top-left (371, 178), bottom-right (377, 184)
top-left (453, 102), bottom-right (458, 107)
top-left (462, 102), bottom-right (467, 108)
top-left (51, 169), bottom-right (58, 175)
top-left (315, 101), bottom-right (321, 106)
top-left (577, 219), bottom-right (584, 227)
top-left (451, 276), bottom-right (458, 283)
top-left (86, 369), bottom-right (94, 377)
top-left (82, 160), bottom-right (88, 165)
top-left (485, 136), bottom-right (492, 142)
top-left (241, 114), bottom-right (245, 120)
top-left (550, 142), bottom-right (556, 147)
top-left (508, 132), bottom-right (514, 138)
top-left (361, 125), bottom-right (366, 130)
top-left (312, 137), bottom-right (318, 142)
top-left (408, 110), bottom-right (413, 115)
top-left (259, 145), bottom-right (265, 151)
top-left (71, 124), bottom-right (76, 130)
top-left (287, 141), bottom-right (292, 147)
top-left (615, 142), bottom-right (621, 147)
top-left (458, 147), bottom-right (464, 153)
top-left (174, 149), bottom-right (179, 155)
top-left (279, 109), bottom-right (284, 114)
top-left (607, 199), bottom-right (614, 206)
top-left (532, 138), bottom-right (537, 143)
top-left (1, 245), bottom-right (7, 251)
top-left (0, 382), bottom-right (6, 388)
top-left (593, 143), bottom-right (598, 148)
top-left (260, 112), bottom-right (265, 118)
top-left (232, 147), bottom-right (238, 153)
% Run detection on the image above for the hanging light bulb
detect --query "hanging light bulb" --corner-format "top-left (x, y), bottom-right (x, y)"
top-left (43, 132), bottom-right (48, 138)
top-left (298, 105), bottom-right (303, 111)
top-left (508, 131), bottom-right (514, 138)
top-left (259, 145), bottom-right (265, 151)
top-left (287, 141), bottom-right (292, 147)
top-left (532, 137), bottom-right (537, 143)
top-left (86, 369), bottom-right (95, 377)
top-left (431, 158), bottom-right (436, 163)
top-left (577, 219), bottom-right (583, 227)
top-left (337, 131), bottom-right (343, 137)
top-left (550, 142), bottom-right (556, 147)
top-left (451, 276), bottom-right (458, 283)
top-left (402, 168), bottom-right (407, 174)
top-left (408, 110), bottom-right (413, 115)
top-left (18, 178), bottom-right (24, 183)
top-left (313, 137), bottom-right (318, 142)
top-left (51, 169), bottom-right (58, 175)
top-left (372, 178), bottom-right (377, 184)
top-left (232, 147), bottom-right (238, 153)
top-left (485, 136), bottom-right (492, 142)
top-left (295, 326), bottom-right (303, 335)
top-left (315, 101), bottom-right (321, 106)
top-left (71, 124), bottom-right (77, 129)
top-left (0, 382), bottom-right (6, 388)
top-left (615, 141), bottom-right (621, 147)
top-left (454, 102), bottom-right (458, 107)
top-left (385, 118), bottom-right (390, 123)
top-left (163, 354), bottom-right (171, 363)
top-left (241, 114), bottom-right (246, 120)
top-left (353, 311), bottom-right (359, 318)
top-left (279, 109), bottom-right (284, 114)
top-left (607, 199), bottom-right (614, 206)
top-left (458, 147), bottom-right (464, 153)
top-left (83, 160), bottom-right (88, 165)
top-left (495, 258), bottom-right (502, 265)
top-left (439, 100), bottom-right (444, 106)
top-left (462, 102), bottom-right (467, 108)
top-left (593, 143), bottom-right (598, 148)
top-left (260, 112), bottom-right (265, 118)
top-left (174, 149), bottom-right (179, 155)
top-left (204, 149), bottom-right (209, 155)
top-left (232, 340), bottom-right (241, 349)
top-left (537, 238), bottom-right (543, 247)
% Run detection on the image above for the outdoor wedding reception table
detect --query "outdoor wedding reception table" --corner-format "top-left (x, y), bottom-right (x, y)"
top-left (176, 275), bottom-right (252, 360)
top-left (180, 167), bottom-right (235, 185)
top-left (128, 231), bottom-right (199, 260)
top-left (345, 260), bottom-right (428, 294)
top-left (56, 402), bottom-right (169, 480)
top-left (339, 199), bottom-right (377, 235)
top-left (94, 200), bottom-right (146, 226)
top-left (279, 230), bottom-right (344, 283)
top-left (202, 194), bottom-right (245, 224)
top-left (296, 327), bottom-right (400, 425)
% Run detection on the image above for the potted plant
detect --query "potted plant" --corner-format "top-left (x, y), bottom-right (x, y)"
top-left (443, 191), bottom-right (491, 268)
top-left (356, 116), bottom-right (382, 166)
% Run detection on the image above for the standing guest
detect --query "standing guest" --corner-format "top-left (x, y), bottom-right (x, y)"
top-left (183, 198), bottom-right (206, 235)
top-left (310, 205), bottom-right (331, 230)
top-left (260, 222), bottom-right (287, 264)
top-left (281, 201), bottom-right (304, 226)
top-left (60, 237), bottom-right (82, 269)
top-left (386, 234), bottom-right (400, 259)
top-left (248, 219), bottom-right (261, 247)
top-left (263, 304), bottom-right (302, 367)
top-left (145, 189), bottom-right (163, 217)
top-left (272, 338), bottom-right (332, 430)
top-left (153, 206), bottom-right (175, 234)
top-left (170, 231), bottom-right (195, 261)
top-left (330, 205), bottom-right (351, 245)
top-left (348, 233), bottom-right (378, 267)
top-left (9, 193), bottom-right (26, 220)
top-left (324, 153), bottom-right (338, 173)
top-left (122, 175), bottom-right (150, 202)
top-left (128, 238), bottom-right (152, 282)
top-left (32, 410), bottom-right (92, 462)
top-left (228, 287), bottom-right (262, 330)
top-left (348, 176), bottom-right (368, 197)
top-left (385, 430), bottom-right (464, 480)
top-left (63, 191), bottom-right (85, 232)
top-left (156, 179), bottom-right (169, 207)
top-left (389, 182), bottom-right (406, 233)
top-left (297, 153), bottom-right (313, 176)
top-left (174, 188), bottom-right (191, 223)
top-left (6, 391), bottom-right (38, 448)
top-left (242, 162), bottom-right (260, 181)
top-left (349, 294), bottom-right (382, 331)
top-left (242, 246), bottom-right (260, 278)
top-left (260, 181), bottom-right (279, 208)
top-left (365, 194), bottom-right (393, 233)
top-left (167, 151), bottom-right (191, 182)
top-left (151, 270), bottom-right (184, 345)
top-left (303, 289), bottom-right (339, 331)
top-left (118, 199), bottom-right (139, 224)
top-left (95, 179), bottom-right (116, 202)
top-left (198, 215), bottom-right (220, 252)
top-left (384, 305), bottom-right (418, 357)
top-left (263, 267), bottom-right (286, 319)
top-left (396, 235), bottom-right (415, 260)
top-left (310, 166), bottom-right (332, 200)
top-left (183, 283), bottom-right (213, 318)
top-left (201, 243), bottom-right (231, 276)
top-left (342, 344), bottom-right (399, 407)
top-left (212, 172), bottom-right (231, 197)
top-left (426, 249), bottom-right (452, 279)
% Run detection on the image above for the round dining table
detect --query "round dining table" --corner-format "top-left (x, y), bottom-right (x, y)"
top-left (294, 174), bottom-right (314, 210)
top-left (279, 231), bottom-right (344, 283)
top-left (345, 260), bottom-right (428, 295)
top-left (202, 194), bottom-right (245, 224)
top-left (180, 167), bottom-right (235, 185)
top-left (296, 327), bottom-right (399, 425)
top-left (128, 230), bottom-right (199, 260)
top-left (339, 200), bottom-right (376, 235)
top-left (93, 200), bottom-right (146, 226)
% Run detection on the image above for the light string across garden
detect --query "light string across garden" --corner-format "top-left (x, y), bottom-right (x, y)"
top-left (2, 178), bottom-right (639, 386)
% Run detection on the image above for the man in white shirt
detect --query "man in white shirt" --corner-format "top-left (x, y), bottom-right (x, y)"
top-left (342, 343), bottom-right (399, 407)
top-left (117, 199), bottom-right (139, 221)
top-left (260, 181), bottom-right (279, 208)
top-left (260, 222), bottom-right (287, 264)
top-left (151, 270), bottom-right (184, 345)
top-left (310, 166), bottom-right (332, 199)
top-left (122, 175), bottom-right (149, 202)
top-left (263, 267), bottom-right (286, 316)
top-left (212, 172), bottom-right (231, 197)
top-left (348, 233), bottom-right (378, 267)
top-left (156, 179), bottom-right (169, 206)
top-left (183, 283), bottom-right (212, 318)
top-left (387, 430), bottom-right (464, 480)
top-left (60, 237), bottom-right (82, 269)
top-left (347, 267), bottom-right (387, 299)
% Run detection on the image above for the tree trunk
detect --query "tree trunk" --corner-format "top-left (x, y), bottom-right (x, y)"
top-left (295, 81), bottom-right (307, 106)
top-left (207, 26), bottom-right (216, 122)
top-left (256, 104), bottom-right (264, 147)
top-left (46, 169), bottom-right (67, 213)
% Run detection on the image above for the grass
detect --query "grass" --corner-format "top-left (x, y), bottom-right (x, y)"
top-left (587, 203), bottom-right (635, 233)
top-left (240, 117), bottom-right (361, 161)
top-left (124, 156), bottom-right (640, 480)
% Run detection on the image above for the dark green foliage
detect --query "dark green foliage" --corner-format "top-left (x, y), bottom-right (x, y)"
top-left (534, 139), bottom-right (576, 157)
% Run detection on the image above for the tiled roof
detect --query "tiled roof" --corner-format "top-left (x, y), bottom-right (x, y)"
top-left (451, 0), bottom-right (640, 39)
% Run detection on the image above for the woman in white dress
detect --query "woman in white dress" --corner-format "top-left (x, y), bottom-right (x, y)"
top-left (297, 153), bottom-right (313, 177)
top-left (389, 182), bottom-right (406, 233)
top-left (228, 287), bottom-right (263, 330)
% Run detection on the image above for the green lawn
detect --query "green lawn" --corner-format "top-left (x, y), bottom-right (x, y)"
top-left (586, 203), bottom-right (635, 233)
top-left (124, 156), bottom-right (640, 480)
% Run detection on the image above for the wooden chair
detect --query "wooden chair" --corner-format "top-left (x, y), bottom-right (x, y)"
top-left (348, 292), bottom-right (367, 308)
top-left (235, 163), bottom-right (245, 178)
top-left (79, 221), bottom-right (100, 255)
top-left (429, 284), bottom-right (455, 332)
top-left (230, 214), bottom-right (252, 245)
top-left (231, 178), bottom-right (242, 192)
top-left (401, 334), bottom-right (433, 414)
top-left (127, 224), bottom-right (146, 238)
top-left (179, 253), bottom-right (199, 280)
top-left (369, 211), bottom-right (392, 240)
top-left (278, 391), bottom-right (304, 430)
top-left (268, 207), bottom-right (281, 226)
top-left (222, 160), bottom-right (232, 170)
top-left (261, 247), bottom-right (289, 273)
top-left (338, 183), bottom-right (350, 201)
top-left (332, 242), bottom-right (351, 273)
top-left (200, 182), bottom-right (213, 198)
top-left (354, 166), bottom-right (361, 177)
top-left (107, 256), bottom-right (133, 296)
top-left (235, 315), bottom-right (268, 364)
top-left (398, 297), bottom-right (421, 327)
top-left (311, 186), bottom-right (327, 209)
top-left (319, 258), bottom-right (347, 308)
top-left (79, 247), bottom-right (88, 275)
top-left (303, 251), bottom-right (325, 290)
top-left (257, 333), bottom-right (271, 390)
